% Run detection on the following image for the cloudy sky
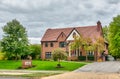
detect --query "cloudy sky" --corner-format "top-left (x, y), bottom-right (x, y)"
top-left (0, 0), bottom-right (120, 44)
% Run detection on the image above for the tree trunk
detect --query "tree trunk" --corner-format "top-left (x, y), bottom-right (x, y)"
top-left (58, 58), bottom-right (60, 64)
top-left (15, 53), bottom-right (18, 60)
top-left (86, 51), bottom-right (88, 61)
top-left (94, 51), bottom-right (97, 61)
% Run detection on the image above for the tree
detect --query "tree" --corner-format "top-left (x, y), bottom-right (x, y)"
top-left (70, 35), bottom-right (104, 61)
top-left (29, 44), bottom-right (41, 59)
top-left (1, 19), bottom-right (29, 60)
top-left (108, 15), bottom-right (120, 58)
top-left (70, 36), bottom-right (94, 61)
top-left (52, 48), bottom-right (67, 67)
top-left (93, 37), bottom-right (105, 61)
top-left (103, 26), bottom-right (109, 42)
top-left (83, 37), bottom-right (94, 61)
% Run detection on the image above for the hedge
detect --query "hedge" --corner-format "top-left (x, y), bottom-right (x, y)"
top-left (78, 56), bottom-right (94, 61)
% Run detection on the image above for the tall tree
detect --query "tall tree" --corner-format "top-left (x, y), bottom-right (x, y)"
top-left (83, 37), bottom-right (94, 61)
top-left (108, 15), bottom-right (120, 58)
top-left (70, 36), bottom-right (94, 61)
top-left (70, 35), bottom-right (104, 61)
top-left (1, 19), bottom-right (29, 60)
top-left (93, 37), bottom-right (105, 61)
top-left (102, 26), bottom-right (108, 42)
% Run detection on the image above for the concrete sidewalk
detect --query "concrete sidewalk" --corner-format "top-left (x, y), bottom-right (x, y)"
top-left (41, 72), bottom-right (120, 79)
top-left (0, 70), bottom-right (66, 75)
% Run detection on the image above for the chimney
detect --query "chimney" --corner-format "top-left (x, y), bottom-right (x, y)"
top-left (97, 21), bottom-right (102, 31)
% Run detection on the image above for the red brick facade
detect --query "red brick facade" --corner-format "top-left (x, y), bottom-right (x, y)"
top-left (41, 21), bottom-right (108, 61)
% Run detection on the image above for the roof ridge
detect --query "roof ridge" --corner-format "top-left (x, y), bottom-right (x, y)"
top-left (46, 25), bottom-right (97, 30)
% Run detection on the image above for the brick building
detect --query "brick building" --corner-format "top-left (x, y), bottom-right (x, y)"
top-left (41, 21), bottom-right (108, 61)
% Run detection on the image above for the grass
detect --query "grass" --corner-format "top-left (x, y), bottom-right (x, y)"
top-left (0, 60), bottom-right (88, 71)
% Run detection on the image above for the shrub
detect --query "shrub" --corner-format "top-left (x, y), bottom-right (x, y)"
top-left (0, 52), bottom-right (5, 60)
top-left (78, 56), bottom-right (94, 61)
top-left (29, 44), bottom-right (41, 59)
top-left (78, 56), bottom-right (86, 61)
top-left (52, 48), bottom-right (67, 67)
top-left (88, 56), bottom-right (94, 61)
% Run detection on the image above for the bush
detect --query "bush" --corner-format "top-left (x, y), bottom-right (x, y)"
top-left (78, 56), bottom-right (86, 61)
top-left (29, 44), bottom-right (41, 59)
top-left (88, 56), bottom-right (94, 61)
top-left (78, 56), bottom-right (94, 61)
top-left (0, 52), bottom-right (5, 60)
top-left (52, 48), bottom-right (67, 68)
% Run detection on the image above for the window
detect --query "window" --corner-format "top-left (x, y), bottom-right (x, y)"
top-left (73, 32), bottom-right (76, 38)
top-left (45, 42), bottom-right (48, 47)
top-left (59, 42), bottom-right (66, 47)
top-left (80, 52), bottom-right (82, 56)
top-left (45, 52), bottom-right (51, 58)
top-left (50, 42), bottom-right (53, 47)
top-left (88, 51), bottom-right (94, 56)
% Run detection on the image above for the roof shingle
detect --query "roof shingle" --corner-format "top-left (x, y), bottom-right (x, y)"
top-left (41, 24), bottom-right (102, 42)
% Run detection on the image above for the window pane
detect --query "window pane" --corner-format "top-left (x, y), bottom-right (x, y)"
top-left (59, 42), bottom-right (66, 47)
top-left (45, 52), bottom-right (51, 58)
top-left (45, 42), bottom-right (48, 47)
top-left (50, 42), bottom-right (53, 47)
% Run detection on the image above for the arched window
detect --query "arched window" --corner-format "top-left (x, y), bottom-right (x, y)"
top-left (73, 32), bottom-right (76, 38)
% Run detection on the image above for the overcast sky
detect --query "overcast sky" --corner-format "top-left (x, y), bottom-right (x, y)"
top-left (0, 0), bottom-right (120, 44)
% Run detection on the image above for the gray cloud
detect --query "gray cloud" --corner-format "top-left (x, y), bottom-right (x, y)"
top-left (0, 0), bottom-right (120, 44)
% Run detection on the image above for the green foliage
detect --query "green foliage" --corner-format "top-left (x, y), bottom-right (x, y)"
top-left (102, 26), bottom-right (109, 41)
top-left (0, 52), bottom-right (5, 60)
top-left (78, 56), bottom-right (94, 61)
top-left (52, 49), bottom-right (67, 65)
top-left (94, 37), bottom-right (105, 53)
top-left (71, 36), bottom-right (95, 61)
top-left (29, 44), bottom-right (41, 59)
top-left (88, 56), bottom-right (94, 61)
top-left (70, 36), bottom-right (83, 50)
top-left (78, 56), bottom-right (86, 61)
top-left (108, 15), bottom-right (120, 58)
top-left (0, 19), bottom-right (29, 60)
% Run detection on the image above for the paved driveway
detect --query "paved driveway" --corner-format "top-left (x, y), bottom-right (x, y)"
top-left (41, 61), bottom-right (120, 79)
top-left (75, 61), bottom-right (120, 73)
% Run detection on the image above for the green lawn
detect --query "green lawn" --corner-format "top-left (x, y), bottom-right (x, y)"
top-left (0, 60), bottom-right (88, 71)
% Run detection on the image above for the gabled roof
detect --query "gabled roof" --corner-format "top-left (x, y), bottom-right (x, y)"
top-left (41, 28), bottom-right (73, 42)
top-left (41, 22), bottom-right (102, 42)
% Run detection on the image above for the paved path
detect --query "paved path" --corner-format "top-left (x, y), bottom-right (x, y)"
top-left (0, 70), bottom-right (66, 75)
top-left (0, 77), bottom-right (28, 79)
top-left (41, 72), bottom-right (120, 79)
top-left (41, 61), bottom-right (120, 79)
top-left (0, 70), bottom-right (66, 79)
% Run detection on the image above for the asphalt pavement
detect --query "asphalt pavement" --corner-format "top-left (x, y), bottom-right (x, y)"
top-left (75, 61), bottom-right (120, 73)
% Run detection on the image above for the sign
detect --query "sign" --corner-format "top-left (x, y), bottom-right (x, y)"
top-left (22, 60), bottom-right (32, 68)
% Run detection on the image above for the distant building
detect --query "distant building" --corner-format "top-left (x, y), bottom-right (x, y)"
top-left (41, 21), bottom-right (108, 61)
